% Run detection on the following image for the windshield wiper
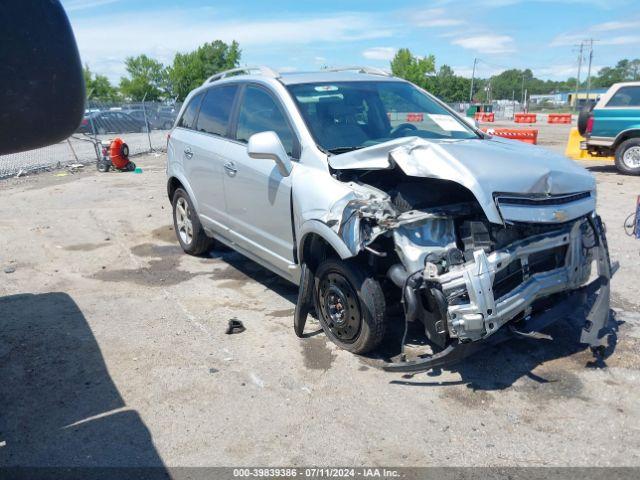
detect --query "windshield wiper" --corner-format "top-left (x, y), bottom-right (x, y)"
top-left (327, 146), bottom-right (364, 154)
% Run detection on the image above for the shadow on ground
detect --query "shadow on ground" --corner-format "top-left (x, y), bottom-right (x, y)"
top-left (0, 292), bottom-right (168, 476)
top-left (387, 311), bottom-right (621, 391)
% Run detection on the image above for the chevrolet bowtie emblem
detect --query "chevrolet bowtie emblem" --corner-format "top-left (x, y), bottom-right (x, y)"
top-left (553, 210), bottom-right (568, 222)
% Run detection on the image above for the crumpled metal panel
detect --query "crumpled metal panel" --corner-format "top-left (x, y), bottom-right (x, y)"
top-left (329, 136), bottom-right (596, 224)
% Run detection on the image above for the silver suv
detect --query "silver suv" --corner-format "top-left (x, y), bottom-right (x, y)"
top-left (167, 66), bottom-right (615, 372)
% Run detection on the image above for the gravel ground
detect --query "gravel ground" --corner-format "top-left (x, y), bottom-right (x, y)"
top-left (0, 126), bottom-right (639, 468)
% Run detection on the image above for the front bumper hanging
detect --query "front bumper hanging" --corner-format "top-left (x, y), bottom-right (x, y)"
top-left (384, 215), bottom-right (618, 374)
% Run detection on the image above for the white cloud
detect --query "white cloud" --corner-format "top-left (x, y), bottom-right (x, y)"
top-left (551, 18), bottom-right (640, 47)
top-left (533, 63), bottom-right (604, 78)
top-left (412, 8), bottom-right (465, 28)
top-left (452, 34), bottom-right (516, 54)
top-left (592, 20), bottom-right (640, 31)
top-left (599, 35), bottom-right (640, 45)
top-left (69, 10), bottom-right (392, 81)
top-left (362, 47), bottom-right (397, 61)
top-left (63, 0), bottom-right (121, 11)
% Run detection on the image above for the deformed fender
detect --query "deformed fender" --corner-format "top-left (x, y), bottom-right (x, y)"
top-left (297, 219), bottom-right (356, 262)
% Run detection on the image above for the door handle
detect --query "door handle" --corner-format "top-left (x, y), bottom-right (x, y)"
top-left (184, 147), bottom-right (193, 159)
top-left (224, 161), bottom-right (237, 177)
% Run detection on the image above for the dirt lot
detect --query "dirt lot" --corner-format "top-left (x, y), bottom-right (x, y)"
top-left (1, 125), bottom-right (640, 468)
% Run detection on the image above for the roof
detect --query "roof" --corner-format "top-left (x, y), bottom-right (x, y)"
top-left (277, 70), bottom-right (402, 85)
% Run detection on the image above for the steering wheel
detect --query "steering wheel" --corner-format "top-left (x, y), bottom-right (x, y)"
top-left (390, 123), bottom-right (418, 138)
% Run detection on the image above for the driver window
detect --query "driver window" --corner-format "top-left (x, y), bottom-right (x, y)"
top-left (236, 86), bottom-right (296, 157)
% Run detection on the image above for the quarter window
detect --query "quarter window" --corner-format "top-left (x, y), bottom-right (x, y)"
top-left (607, 86), bottom-right (640, 107)
top-left (197, 85), bottom-right (239, 136)
top-left (178, 92), bottom-right (204, 130)
top-left (236, 85), bottom-right (296, 156)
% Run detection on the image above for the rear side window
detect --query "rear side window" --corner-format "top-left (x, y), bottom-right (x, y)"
top-left (236, 85), bottom-right (296, 156)
top-left (607, 86), bottom-right (640, 107)
top-left (196, 85), bottom-right (239, 136)
top-left (178, 92), bottom-right (204, 129)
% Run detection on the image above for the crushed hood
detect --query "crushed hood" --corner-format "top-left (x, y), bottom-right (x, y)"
top-left (328, 136), bottom-right (596, 224)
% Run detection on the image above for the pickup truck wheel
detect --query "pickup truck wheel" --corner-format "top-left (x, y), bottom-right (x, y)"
top-left (313, 258), bottom-right (386, 354)
top-left (172, 188), bottom-right (214, 255)
top-left (615, 138), bottom-right (640, 175)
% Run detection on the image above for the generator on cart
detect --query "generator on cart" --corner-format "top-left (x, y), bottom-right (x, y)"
top-left (97, 137), bottom-right (136, 172)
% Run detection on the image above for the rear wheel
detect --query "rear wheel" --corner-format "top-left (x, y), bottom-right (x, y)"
top-left (313, 258), bottom-right (386, 354)
top-left (172, 188), bottom-right (214, 255)
top-left (615, 138), bottom-right (640, 175)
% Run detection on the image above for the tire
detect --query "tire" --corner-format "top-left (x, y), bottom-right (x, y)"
top-left (163, 121), bottom-right (173, 130)
top-left (313, 258), bottom-right (386, 354)
top-left (615, 138), bottom-right (640, 175)
top-left (97, 160), bottom-right (110, 172)
top-left (577, 109), bottom-right (591, 136)
top-left (172, 188), bottom-right (214, 255)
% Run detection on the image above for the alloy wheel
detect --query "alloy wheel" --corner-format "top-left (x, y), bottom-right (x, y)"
top-left (175, 197), bottom-right (193, 246)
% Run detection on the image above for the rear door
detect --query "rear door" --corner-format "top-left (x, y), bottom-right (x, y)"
top-left (188, 84), bottom-right (240, 229)
top-left (222, 84), bottom-right (299, 273)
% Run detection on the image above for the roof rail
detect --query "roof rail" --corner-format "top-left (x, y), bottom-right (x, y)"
top-left (202, 66), bottom-right (280, 85)
top-left (326, 66), bottom-right (391, 77)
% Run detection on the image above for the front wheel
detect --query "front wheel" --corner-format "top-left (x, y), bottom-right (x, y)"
top-left (615, 138), bottom-right (640, 175)
top-left (172, 188), bottom-right (214, 255)
top-left (313, 258), bottom-right (386, 354)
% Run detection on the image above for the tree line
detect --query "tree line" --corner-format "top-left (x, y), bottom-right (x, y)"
top-left (84, 40), bottom-right (240, 103)
top-left (84, 40), bottom-right (640, 104)
top-left (390, 48), bottom-right (640, 103)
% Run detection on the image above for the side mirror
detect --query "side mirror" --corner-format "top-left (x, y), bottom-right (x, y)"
top-left (247, 131), bottom-right (292, 177)
top-left (0, 1), bottom-right (85, 155)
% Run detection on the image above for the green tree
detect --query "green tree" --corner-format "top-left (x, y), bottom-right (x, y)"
top-left (167, 40), bottom-right (241, 101)
top-left (593, 59), bottom-right (640, 87)
top-left (83, 64), bottom-right (119, 101)
top-left (390, 48), bottom-right (435, 89)
top-left (119, 54), bottom-right (168, 101)
top-left (430, 64), bottom-right (471, 102)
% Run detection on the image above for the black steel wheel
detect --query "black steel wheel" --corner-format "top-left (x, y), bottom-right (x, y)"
top-left (313, 258), bottom-right (386, 354)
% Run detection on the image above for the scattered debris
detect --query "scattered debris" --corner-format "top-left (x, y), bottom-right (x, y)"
top-left (209, 368), bottom-right (219, 374)
top-left (249, 372), bottom-right (265, 388)
top-left (225, 318), bottom-right (245, 335)
top-left (4, 266), bottom-right (16, 274)
top-left (15, 169), bottom-right (25, 178)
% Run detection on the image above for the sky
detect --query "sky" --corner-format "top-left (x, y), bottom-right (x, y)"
top-left (61, 0), bottom-right (640, 83)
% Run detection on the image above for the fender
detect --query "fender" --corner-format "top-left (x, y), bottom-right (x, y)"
top-left (166, 169), bottom-right (200, 213)
top-left (297, 219), bottom-right (356, 262)
top-left (613, 128), bottom-right (640, 148)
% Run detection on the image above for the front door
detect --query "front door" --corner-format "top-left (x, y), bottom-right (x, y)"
top-left (222, 84), bottom-right (299, 273)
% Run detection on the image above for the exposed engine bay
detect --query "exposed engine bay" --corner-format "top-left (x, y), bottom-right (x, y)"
top-left (332, 165), bottom-right (599, 345)
top-left (293, 136), bottom-right (616, 372)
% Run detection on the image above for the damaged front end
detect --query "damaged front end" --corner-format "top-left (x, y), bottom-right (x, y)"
top-left (313, 137), bottom-right (617, 373)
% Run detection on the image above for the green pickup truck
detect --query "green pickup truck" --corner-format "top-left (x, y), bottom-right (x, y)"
top-left (580, 81), bottom-right (640, 175)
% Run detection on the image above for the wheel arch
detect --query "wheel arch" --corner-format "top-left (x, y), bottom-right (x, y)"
top-left (613, 128), bottom-right (640, 149)
top-left (298, 221), bottom-right (355, 270)
top-left (166, 175), bottom-right (199, 212)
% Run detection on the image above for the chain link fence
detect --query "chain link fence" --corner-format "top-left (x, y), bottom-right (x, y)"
top-left (0, 100), bottom-right (182, 179)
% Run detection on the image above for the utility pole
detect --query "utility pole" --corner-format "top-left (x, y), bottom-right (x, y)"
top-left (469, 57), bottom-right (478, 103)
top-left (585, 38), bottom-right (594, 107)
top-left (574, 41), bottom-right (584, 111)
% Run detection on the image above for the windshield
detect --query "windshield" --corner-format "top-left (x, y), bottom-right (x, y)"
top-left (287, 81), bottom-right (479, 153)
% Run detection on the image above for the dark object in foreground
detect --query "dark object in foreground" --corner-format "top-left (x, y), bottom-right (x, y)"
top-left (226, 319), bottom-right (246, 335)
top-left (0, 1), bottom-right (85, 155)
